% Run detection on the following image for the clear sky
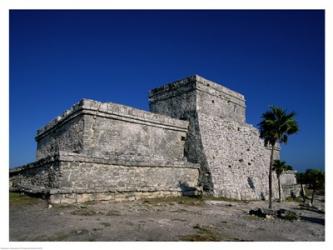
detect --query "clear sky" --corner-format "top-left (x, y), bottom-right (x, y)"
top-left (10, 10), bottom-right (325, 171)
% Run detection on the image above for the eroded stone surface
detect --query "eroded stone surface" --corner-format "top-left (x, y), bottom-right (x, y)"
top-left (149, 75), bottom-right (280, 200)
top-left (10, 152), bottom-right (199, 204)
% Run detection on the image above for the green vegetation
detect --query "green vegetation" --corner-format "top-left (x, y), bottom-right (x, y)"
top-left (32, 229), bottom-right (92, 241)
top-left (304, 169), bottom-right (324, 206)
top-left (143, 196), bottom-right (204, 206)
top-left (285, 196), bottom-right (303, 203)
top-left (70, 208), bottom-right (97, 216)
top-left (9, 192), bottom-right (41, 206)
top-left (296, 169), bottom-right (324, 206)
top-left (105, 210), bottom-right (121, 216)
top-left (100, 222), bottom-right (111, 227)
top-left (142, 195), bottom-right (252, 206)
top-left (203, 195), bottom-right (243, 203)
top-left (180, 224), bottom-right (221, 241)
top-left (244, 215), bottom-right (263, 221)
top-left (180, 224), bottom-right (244, 241)
top-left (258, 106), bottom-right (298, 209)
top-left (282, 211), bottom-right (298, 221)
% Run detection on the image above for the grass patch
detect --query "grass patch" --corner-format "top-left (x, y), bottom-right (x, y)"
top-left (179, 224), bottom-right (221, 241)
top-left (143, 196), bottom-right (204, 206)
top-left (32, 233), bottom-right (69, 241)
top-left (170, 208), bottom-right (189, 213)
top-left (100, 222), bottom-right (111, 227)
top-left (32, 229), bottom-right (91, 241)
top-left (285, 196), bottom-right (304, 203)
top-left (171, 218), bottom-right (188, 222)
top-left (281, 212), bottom-right (298, 221)
top-left (243, 215), bottom-right (263, 221)
top-left (70, 208), bottom-right (97, 216)
top-left (105, 210), bottom-right (121, 216)
top-left (9, 192), bottom-right (41, 206)
top-left (203, 195), bottom-right (249, 203)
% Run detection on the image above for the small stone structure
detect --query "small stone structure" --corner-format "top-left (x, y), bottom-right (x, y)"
top-left (10, 75), bottom-right (292, 204)
top-left (280, 170), bottom-right (301, 199)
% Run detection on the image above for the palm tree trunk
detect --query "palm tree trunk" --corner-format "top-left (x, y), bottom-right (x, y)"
top-left (300, 183), bottom-right (306, 203)
top-left (268, 144), bottom-right (275, 209)
top-left (278, 177), bottom-right (282, 202)
top-left (311, 188), bottom-right (316, 207)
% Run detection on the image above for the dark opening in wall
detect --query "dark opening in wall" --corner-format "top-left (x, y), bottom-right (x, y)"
top-left (248, 162), bottom-right (251, 166)
top-left (228, 165), bottom-right (232, 168)
top-left (212, 100), bottom-right (215, 103)
top-left (239, 159), bottom-right (244, 163)
top-left (181, 136), bottom-right (186, 141)
top-left (237, 127), bottom-right (240, 131)
top-left (247, 177), bottom-right (255, 191)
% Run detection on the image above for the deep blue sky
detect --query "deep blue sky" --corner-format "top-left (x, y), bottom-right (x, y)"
top-left (10, 10), bottom-right (325, 171)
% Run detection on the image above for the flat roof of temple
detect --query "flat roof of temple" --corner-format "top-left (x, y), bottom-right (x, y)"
top-left (149, 74), bottom-right (245, 101)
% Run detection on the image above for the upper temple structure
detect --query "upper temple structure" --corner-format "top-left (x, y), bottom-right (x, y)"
top-left (10, 75), bottom-right (288, 204)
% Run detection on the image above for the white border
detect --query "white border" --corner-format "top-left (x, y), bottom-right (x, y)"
top-left (0, 1), bottom-right (331, 250)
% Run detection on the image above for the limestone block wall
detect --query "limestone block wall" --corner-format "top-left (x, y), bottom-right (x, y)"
top-left (149, 75), bottom-right (279, 200)
top-left (280, 171), bottom-right (297, 186)
top-left (57, 157), bottom-right (198, 194)
top-left (10, 152), bottom-right (199, 204)
top-left (36, 99), bottom-right (189, 162)
top-left (10, 156), bottom-right (61, 194)
top-left (197, 113), bottom-right (279, 200)
top-left (12, 98), bottom-right (199, 203)
top-left (36, 115), bottom-right (84, 160)
top-left (149, 78), bottom-right (202, 167)
top-left (149, 75), bottom-right (245, 123)
top-left (280, 170), bottom-right (300, 198)
top-left (195, 76), bottom-right (245, 123)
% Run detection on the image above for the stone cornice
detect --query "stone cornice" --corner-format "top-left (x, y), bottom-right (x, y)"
top-left (36, 99), bottom-right (189, 140)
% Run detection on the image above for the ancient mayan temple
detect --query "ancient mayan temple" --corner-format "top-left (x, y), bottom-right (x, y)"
top-left (10, 75), bottom-right (281, 204)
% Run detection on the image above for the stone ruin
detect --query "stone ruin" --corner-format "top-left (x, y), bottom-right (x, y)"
top-left (10, 75), bottom-right (298, 204)
top-left (280, 170), bottom-right (301, 199)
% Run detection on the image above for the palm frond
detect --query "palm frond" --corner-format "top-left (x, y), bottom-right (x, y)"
top-left (258, 106), bottom-right (298, 146)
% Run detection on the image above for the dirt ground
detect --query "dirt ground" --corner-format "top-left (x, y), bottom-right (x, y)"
top-left (9, 193), bottom-right (325, 241)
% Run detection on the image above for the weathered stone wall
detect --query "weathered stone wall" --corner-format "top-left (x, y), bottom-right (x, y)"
top-left (197, 113), bottom-right (279, 199)
top-left (149, 75), bottom-right (245, 123)
top-left (57, 160), bottom-right (198, 194)
top-left (82, 115), bottom-right (186, 161)
top-left (36, 115), bottom-right (84, 160)
top-left (195, 76), bottom-right (245, 123)
top-left (36, 99), bottom-right (189, 162)
top-left (10, 152), bottom-right (200, 204)
top-left (280, 170), bottom-right (300, 198)
top-left (149, 75), bottom-right (279, 200)
top-left (280, 171), bottom-right (297, 186)
top-left (10, 156), bottom-right (61, 193)
top-left (149, 79), bottom-right (205, 181)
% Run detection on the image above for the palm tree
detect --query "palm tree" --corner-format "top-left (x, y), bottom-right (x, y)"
top-left (296, 172), bottom-right (307, 203)
top-left (258, 106), bottom-right (298, 209)
top-left (273, 160), bottom-right (292, 202)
